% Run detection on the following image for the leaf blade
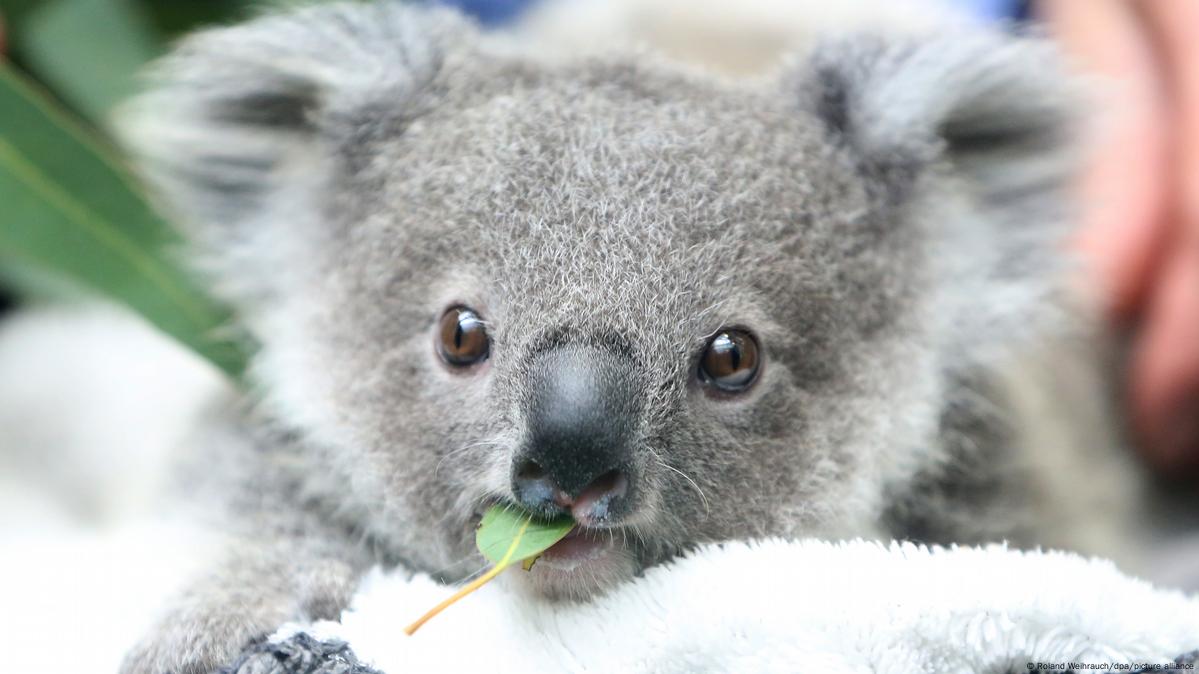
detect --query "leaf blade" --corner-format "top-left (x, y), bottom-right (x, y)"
top-left (476, 506), bottom-right (575, 566)
top-left (0, 63), bottom-right (248, 377)
top-left (21, 0), bottom-right (162, 124)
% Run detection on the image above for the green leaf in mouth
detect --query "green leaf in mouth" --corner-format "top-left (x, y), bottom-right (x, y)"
top-left (475, 505), bottom-right (575, 566)
top-left (404, 506), bottom-right (574, 635)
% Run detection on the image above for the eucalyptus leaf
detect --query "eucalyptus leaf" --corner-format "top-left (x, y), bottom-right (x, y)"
top-left (404, 506), bottom-right (574, 635)
top-left (21, 0), bottom-right (162, 124)
top-left (476, 506), bottom-right (575, 566)
top-left (0, 64), bottom-right (248, 378)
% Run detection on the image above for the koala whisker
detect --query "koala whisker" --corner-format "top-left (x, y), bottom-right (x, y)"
top-left (434, 438), bottom-right (505, 480)
top-left (631, 524), bottom-right (649, 551)
top-left (654, 458), bottom-right (710, 518)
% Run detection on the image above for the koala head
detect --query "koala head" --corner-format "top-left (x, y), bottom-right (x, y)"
top-left (125, 3), bottom-right (1076, 599)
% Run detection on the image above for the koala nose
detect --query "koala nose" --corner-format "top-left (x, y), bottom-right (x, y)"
top-left (511, 343), bottom-right (639, 524)
top-left (512, 460), bottom-right (630, 525)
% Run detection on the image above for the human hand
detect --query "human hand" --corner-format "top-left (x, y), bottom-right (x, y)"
top-left (1041, 0), bottom-right (1199, 475)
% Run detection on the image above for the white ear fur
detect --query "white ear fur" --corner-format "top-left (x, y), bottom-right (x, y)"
top-left (797, 31), bottom-right (1086, 363)
top-left (803, 32), bottom-right (1079, 210)
top-left (120, 3), bottom-right (473, 235)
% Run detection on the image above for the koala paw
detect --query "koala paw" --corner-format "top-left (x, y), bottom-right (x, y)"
top-left (119, 603), bottom-right (287, 674)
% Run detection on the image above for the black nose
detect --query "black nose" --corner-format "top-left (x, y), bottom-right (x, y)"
top-left (512, 343), bottom-right (639, 524)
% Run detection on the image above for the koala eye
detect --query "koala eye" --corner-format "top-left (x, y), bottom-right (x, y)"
top-left (698, 329), bottom-right (760, 393)
top-left (437, 306), bottom-right (490, 368)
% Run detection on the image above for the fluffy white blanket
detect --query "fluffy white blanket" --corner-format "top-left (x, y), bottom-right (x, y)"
top-left (267, 539), bottom-right (1199, 674)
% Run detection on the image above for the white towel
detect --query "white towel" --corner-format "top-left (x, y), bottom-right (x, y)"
top-left (273, 539), bottom-right (1199, 674)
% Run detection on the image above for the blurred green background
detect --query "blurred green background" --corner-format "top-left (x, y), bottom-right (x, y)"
top-left (0, 0), bottom-right (289, 378)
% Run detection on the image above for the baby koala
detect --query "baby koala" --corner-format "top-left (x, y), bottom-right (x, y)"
top-left (119, 2), bottom-right (1142, 672)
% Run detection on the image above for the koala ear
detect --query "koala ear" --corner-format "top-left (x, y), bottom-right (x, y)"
top-left (797, 32), bottom-right (1084, 355)
top-left (800, 31), bottom-right (1078, 212)
top-left (120, 3), bottom-right (474, 238)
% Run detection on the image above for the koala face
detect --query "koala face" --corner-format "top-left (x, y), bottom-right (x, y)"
top-left (126, 4), bottom-right (1074, 599)
top-left (306, 69), bottom-right (916, 597)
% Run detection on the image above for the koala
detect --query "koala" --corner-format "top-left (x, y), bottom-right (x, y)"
top-left (117, 2), bottom-right (1146, 672)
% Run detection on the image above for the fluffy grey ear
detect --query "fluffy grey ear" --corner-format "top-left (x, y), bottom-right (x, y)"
top-left (798, 31), bottom-right (1085, 358)
top-left (120, 2), bottom-right (474, 237)
top-left (802, 31), bottom-right (1078, 213)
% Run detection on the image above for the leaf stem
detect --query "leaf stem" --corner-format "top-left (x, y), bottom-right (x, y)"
top-left (403, 519), bottom-right (531, 636)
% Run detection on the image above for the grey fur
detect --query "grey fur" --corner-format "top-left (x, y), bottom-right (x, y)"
top-left (118, 3), bottom-right (1139, 672)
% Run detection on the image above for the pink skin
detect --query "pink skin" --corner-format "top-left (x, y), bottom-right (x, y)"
top-left (525, 525), bottom-right (631, 598)
top-left (539, 472), bottom-right (630, 568)
top-left (1042, 0), bottom-right (1199, 475)
top-left (538, 529), bottom-right (616, 570)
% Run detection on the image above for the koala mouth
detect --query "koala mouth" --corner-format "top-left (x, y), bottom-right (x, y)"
top-left (468, 500), bottom-right (624, 569)
top-left (467, 500), bottom-right (636, 598)
top-left (523, 525), bottom-right (635, 599)
top-left (535, 527), bottom-right (616, 571)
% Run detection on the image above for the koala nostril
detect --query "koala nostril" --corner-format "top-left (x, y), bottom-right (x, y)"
top-left (571, 469), bottom-right (628, 525)
top-left (512, 458), bottom-right (571, 515)
top-left (515, 459), bottom-right (546, 482)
